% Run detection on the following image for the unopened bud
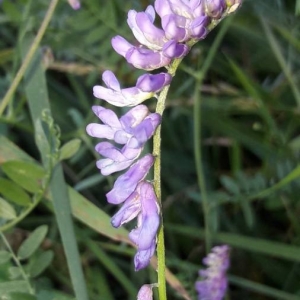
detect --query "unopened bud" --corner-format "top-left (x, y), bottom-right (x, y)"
top-left (226, 0), bottom-right (242, 14)
top-left (205, 0), bottom-right (226, 19)
top-left (137, 284), bottom-right (158, 300)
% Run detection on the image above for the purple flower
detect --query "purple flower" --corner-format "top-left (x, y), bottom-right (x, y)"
top-left (110, 180), bottom-right (160, 271)
top-left (68, 0), bottom-right (80, 10)
top-left (111, 189), bottom-right (141, 228)
top-left (106, 154), bottom-right (154, 204)
top-left (155, 0), bottom-right (205, 19)
top-left (87, 105), bottom-right (161, 146)
top-left (127, 6), bottom-right (166, 50)
top-left (129, 182), bottom-right (160, 270)
top-left (155, 0), bottom-right (209, 42)
top-left (195, 245), bottom-right (230, 300)
top-left (162, 40), bottom-right (189, 58)
top-left (93, 70), bottom-right (171, 106)
top-left (204, 0), bottom-right (226, 18)
top-left (137, 284), bottom-right (157, 300)
top-left (112, 36), bottom-right (172, 70)
top-left (95, 141), bottom-right (142, 176)
top-left (86, 105), bottom-right (161, 175)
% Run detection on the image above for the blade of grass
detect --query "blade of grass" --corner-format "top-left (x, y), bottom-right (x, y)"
top-left (85, 239), bottom-right (136, 298)
top-left (20, 34), bottom-right (89, 300)
top-left (167, 224), bottom-right (300, 263)
top-left (193, 15), bottom-right (232, 253)
top-left (229, 275), bottom-right (300, 300)
top-left (260, 16), bottom-right (300, 108)
top-left (0, 0), bottom-right (59, 117)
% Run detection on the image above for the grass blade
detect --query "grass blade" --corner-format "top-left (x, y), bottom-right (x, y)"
top-left (20, 33), bottom-right (89, 300)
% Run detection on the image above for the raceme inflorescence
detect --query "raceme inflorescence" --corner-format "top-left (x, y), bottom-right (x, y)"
top-left (86, 0), bottom-right (241, 298)
top-left (195, 245), bottom-right (230, 300)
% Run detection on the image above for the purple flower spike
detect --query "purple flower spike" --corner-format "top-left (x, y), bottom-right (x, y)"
top-left (106, 154), bottom-right (154, 204)
top-left (195, 245), bottom-right (230, 300)
top-left (93, 71), bottom-right (171, 106)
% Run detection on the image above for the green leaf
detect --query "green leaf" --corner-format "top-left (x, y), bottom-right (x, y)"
top-left (5, 293), bottom-right (37, 300)
top-left (0, 281), bottom-right (28, 294)
top-left (2, 1), bottom-right (22, 23)
top-left (9, 266), bottom-right (22, 280)
top-left (220, 175), bottom-right (240, 195)
top-left (17, 225), bottom-right (48, 260)
top-left (296, 0), bottom-right (300, 16)
top-left (0, 250), bottom-right (11, 264)
top-left (0, 136), bottom-right (35, 163)
top-left (59, 139), bottom-right (81, 161)
top-left (0, 178), bottom-right (31, 206)
top-left (74, 173), bottom-right (105, 191)
top-left (29, 250), bottom-right (54, 278)
top-left (0, 197), bottom-right (16, 220)
top-left (1, 161), bottom-right (45, 193)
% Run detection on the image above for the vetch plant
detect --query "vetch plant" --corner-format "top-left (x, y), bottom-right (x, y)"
top-left (195, 245), bottom-right (230, 300)
top-left (86, 0), bottom-right (242, 299)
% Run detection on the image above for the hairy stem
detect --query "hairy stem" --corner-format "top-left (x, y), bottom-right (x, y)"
top-left (153, 57), bottom-right (183, 300)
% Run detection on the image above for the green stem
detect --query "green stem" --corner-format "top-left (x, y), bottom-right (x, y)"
top-left (0, 0), bottom-right (59, 117)
top-left (154, 15), bottom-right (233, 298)
top-left (0, 232), bottom-right (34, 294)
top-left (193, 82), bottom-right (212, 253)
top-left (0, 198), bottom-right (40, 232)
top-left (193, 17), bottom-right (232, 253)
top-left (153, 57), bottom-right (183, 300)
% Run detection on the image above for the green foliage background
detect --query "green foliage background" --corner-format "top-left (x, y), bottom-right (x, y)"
top-left (1, 0), bottom-right (300, 299)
